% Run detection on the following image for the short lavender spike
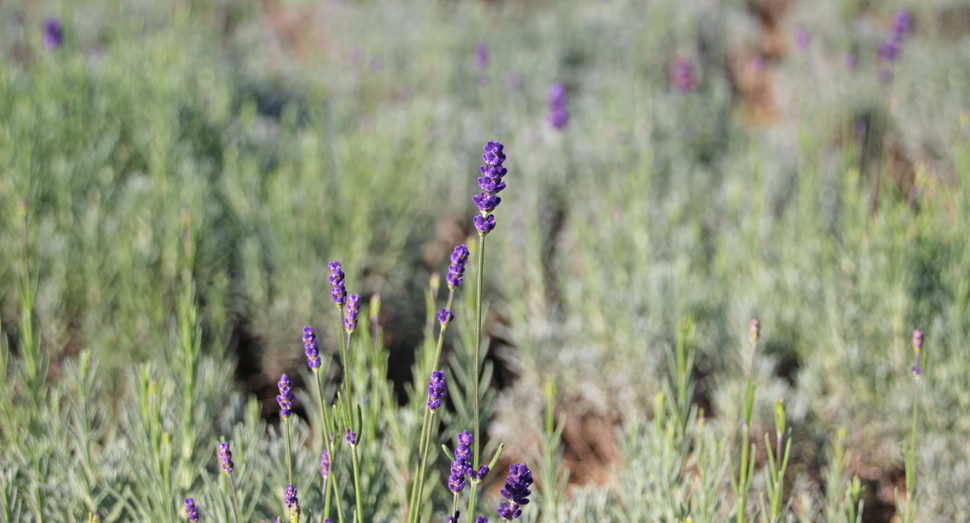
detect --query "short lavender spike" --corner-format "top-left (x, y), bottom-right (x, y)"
top-left (277, 374), bottom-right (295, 419)
top-left (427, 371), bottom-right (446, 411)
top-left (447, 511), bottom-right (461, 523)
top-left (346, 428), bottom-right (358, 445)
top-left (218, 442), bottom-right (234, 475)
top-left (43, 17), bottom-right (63, 50)
top-left (437, 308), bottom-right (454, 326)
top-left (749, 317), bottom-right (760, 345)
top-left (477, 517), bottom-right (489, 523)
top-left (448, 431), bottom-right (474, 493)
top-left (184, 499), bottom-right (199, 522)
top-left (321, 449), bottom-right (330, 479)
top-left (284, 485), bottom-right (300, 522)
top-left (911, 329), bottom-right (923, 353)
top-left (447, 245), bottom-right (470, 289)
top-left (473, 141), bottom-right (508, 231)
top-left (672, 55), bottom-right (696, 93)
top-left (477, 465), bottom-right (489, 480)
top-left (476, 42), bottom-right (489, 69)
top-left (329, 262), bottom-right (347, 307)
top-left (344, 294), bottom-right (361, 332)
top-left (303, 327), bottom-right (321, 370)
top-left (497, 463), bottom-right (533, 520)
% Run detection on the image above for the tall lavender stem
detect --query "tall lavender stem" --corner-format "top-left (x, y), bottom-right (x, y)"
top-left (466, 236), bottom-right (486, 523)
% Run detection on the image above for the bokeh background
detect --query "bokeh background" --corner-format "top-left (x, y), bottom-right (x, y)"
top-left (2, 0), bottom-right (970, 521)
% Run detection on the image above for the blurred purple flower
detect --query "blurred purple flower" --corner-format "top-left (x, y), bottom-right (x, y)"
top-left (437, 308), bottom-right (454, 326)
top-left (796, 29), bottom-right (809, 52)
top-left (447, 245), bottom-right (470, 289)
top-left (277, 374), bottom-right (294, 419)
top-left (321, 450), bottom-right (330, 479)
top-left (285, 485), bottom-right (300, 521)
top-left (184, 499), bottom-right (199, 522)
top-left (329, 261), bottom-right (347, 307)
top-left (43, 17), bottom-right (63, 50)
top-left (547, 83), bottom-right (568, 130)
top-left (476, 42), bottom-right (489, 69)
top-left (672, 55), bottom-right (696, 93)
top-left (303, 326), bottom-right (321, 370)
top-left (344, 294), bottom-right (361, 332)
top-left (218, 442), bottom-right (234, 475)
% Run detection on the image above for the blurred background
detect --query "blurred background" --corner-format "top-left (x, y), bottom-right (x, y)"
top-left (2, 0), bottom-right (970, 520)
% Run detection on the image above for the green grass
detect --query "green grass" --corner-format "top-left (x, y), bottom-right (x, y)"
top-left (1, 0), bottom-right (970, 521)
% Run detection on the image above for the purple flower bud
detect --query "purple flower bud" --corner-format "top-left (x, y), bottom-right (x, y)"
top-left (449, 431), bottom-right (474, 493)
top-left (476, 42), bottom-right (489, 69)
top-left (477, 465), bottom-right (489, 480)
top-left (497, 463), bottom-right (533, 520)
top-left (547, 83), bottom-right (569, 130)
top-left (329, 262), bottom-right (347, 307)
top-left (893, 9), bottom-right (911, 37)
top-left (321, 450), bottom-right (330, 479)
top-left (184, 498), bottom-right (199, 522)
top-left (474, 214), bottom-right (496, 236)
top-left (43, 17), bottom-right (63, 50)
top-left (427, 371), bottom-right (446, 411)
top-left (277, 374), bottom-right (295, 419)
top-left (912, 365), bottom-right (921, 377)
top-left (344, 294), bottom-right (361, 332)
top-left (477, 517), bottom-right (489, 523)
top-left (218, 442), bottom-right (234, 475)
top-left (749, 317), bottom-right (760, 345)
top-left (912, 329), bottom-right (923, 352)
top-left (346, 428), bottom-right (358, 445)
top-left (672, 55), bottom-right (697, 93)
top-left (284, 485), bottom-right (300, 521)
top-left (437, 309), bottom-right (454, 326)
top-left (879, 40), bottom-right (900, 61)
top-left (447, 245), bottom-right (470, 289)
top-left (447, 511), bottom-right (461, 523)
top-left (303, 326), bottom-right (321, 370)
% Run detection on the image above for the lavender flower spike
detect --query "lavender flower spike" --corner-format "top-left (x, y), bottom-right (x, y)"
top-left (277, 374), bottom-right (295, 419)
top-left (448, 431), bottom-right (474, 493)
top-left (476, 42), bottom-right (489, 69)
top-left (321, 449), bottom-right (330, 479)
top-left (284, 485), bottom-right (300, 522)
top-left (447, 511), bottom-right (461, 523)
top-left (447, 245), bottom-right (470, 289)
top-left (43, 17), bottom-right (63, 50)
top-left (672, 55), bottom-right (697, 93)
top-left (346, 428), bottom-right (358, 445)
top-left (184, 498), bottom-right (199, 522)
top-left (477, 517), bottom-right (489, 523)
top-left (911, 329), bottom-right (923, 353)
top-left (427, 370), bottom-right (446, 411)
top-left (497, 463), bottom-right (533, 520)
top-left (218, 442), bottom-right (234, 475)
top-left (303, 327), bottom-right (321, 370)
top-left (547, 83), bottom-right (568, 130)
top-left (344, 294), bottom-right (361, 332)
top-left (328, 261), bottom-right (347, 307)
top-left (473, 141), bottom-right (507, 235)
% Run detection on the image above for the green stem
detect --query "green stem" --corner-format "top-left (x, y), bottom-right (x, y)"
top-left (738, 423), bottom-right (749, 523)
top-left (228, 474), bottom-right (243, 523)
top-left (284, 418), bottom-right (294, 487)
top-left (409, 289), bottom-right (455, 523)
top-left (315, 371), bottom-right (338, 522)
top-left (331, 468), bottom-right (346, 523)
top-left (466, 234), bottom-right (486, 523)
top-left (907, 374), bottom-right (920, 522)
top-left (465, 481), bottom-right (478, 523)
top-left (339, 308), bottom-right (353, 432)
top-left (351, 444), bottom-right (364, 523)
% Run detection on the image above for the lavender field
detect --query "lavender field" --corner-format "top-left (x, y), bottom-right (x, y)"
top-left (1, 0), bottom-right (969, 522)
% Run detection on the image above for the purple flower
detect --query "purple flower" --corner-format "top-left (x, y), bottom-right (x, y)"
top-left (473, 141), bottom-right (506, 236)
top-left (912, 329), bottom-right (923, 352)
top-left (447, 511), bottom-right (461, 523)
top-left (285, 485), bottom-right (300, 521)
top-left (473, 214), bottom-right (496, 236)
top-left (427, 371), bottom-right (446, 411)
top-left (437, 308), bottom-right (454, 326)
top-left (672, 55), bottom-right (697, 93)
top-left (497, 463), bottom-right (533, 520)
top-left (303, 326), bottom-right (321, 370)
top-left (447, 245), bottom-right (470, 289)
top-left (43, 17), bottom-right (63, 50)
top-left (277, 374), bottom-right (295, 419)
top-left (346, 428), bottom-right (358, 445)
top-left (218, 442), bottom-right (234, 475)
top-left (476, 42), bottom-right (489, 69)
top-left (321, 450), bottom-right (330, 479)
top-left (477, 517), bottom-right (489, 523)
top-left (344, 294), bottom-right (361, 332)
top-left (184, 498), bottom-right (199, 522)
top-left (448, 431), bottom-right (474, 493)
top-left (477, 465), bottom-right (489, 480)
top-left (879, 40), bottom-right (900, 61)
top-left (879, 9), bottom-right (911, 64)
top-left (547, 83), bottom-right (568, 130)
top-left (796, 29), bottom-right (810, 52)
top-left (749, 317), bottom-right (760, 345)
top-left (893, 9), bottom-right (911, 37)
top-left (329, 262), bottom-right (347, 307)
